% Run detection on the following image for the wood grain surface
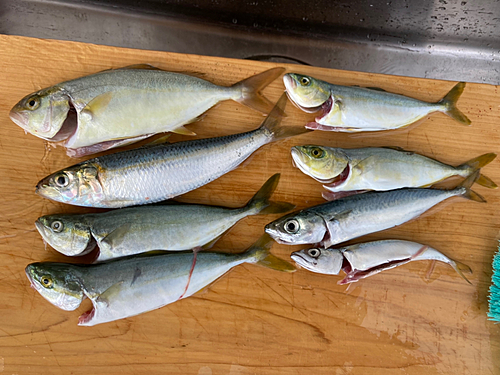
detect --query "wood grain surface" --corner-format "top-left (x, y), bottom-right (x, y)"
top-left (0, 35), bottom-right (499, 375)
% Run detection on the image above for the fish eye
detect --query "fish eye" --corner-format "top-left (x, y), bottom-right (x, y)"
top-left (40, 275), bottom-right (53, 288)
top-left (308, 248), bottom-right (321, 258)
top-left (26, 96), bottom-right (40, 110)
top-left (284, 219), bottom-right (300, 234)
top-left (300, 77), bottom-right (310, 86)
top-left (51, 220), bottom-right (63, 233)
top-left (311, 147), bottom-right (325, 158)
top-left (54, 173), bottom-right (69, 187)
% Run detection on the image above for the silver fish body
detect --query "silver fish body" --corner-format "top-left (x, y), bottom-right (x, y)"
top-left (291, 240), bottom-right (472, 284)
top-left (291, 146), bottom-right (497, 195)
top-left (36, 94), bottom-right (304, 208)
top-left (283, 73), bottom-right (470, 132)
top-left (36, 174), bottom-right (293, 261)
top-left (25, 236), bottom-right (295, 326)
top-left (10, 66), bottom-right (284, 157)
top-left (265, 173), bottom-right (484, 247)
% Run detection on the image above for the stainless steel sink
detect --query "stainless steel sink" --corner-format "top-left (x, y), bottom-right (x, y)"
top-left (2, 0), bottom-right (499, 84)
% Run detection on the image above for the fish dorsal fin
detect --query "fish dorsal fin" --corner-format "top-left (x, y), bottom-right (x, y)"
top-left (171, 126), bottom-right (196, 136)
top-left (365, 86), bottom-right (388, 92)
top-left (381, 146), bottom-right (407, 152)
top-left (82, 92), bottom-right (114, 117)
top-left (120, 64), bottom-right (163, 70)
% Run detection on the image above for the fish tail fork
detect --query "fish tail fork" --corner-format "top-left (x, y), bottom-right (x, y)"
top-left (456, 170), bottom-right (486, 203)
top-left (246, 173), bottom-right (295, 215)
top-left (246, 234), bottom-right (296, 272)
top-left (232, 67), bottom-right (285, 114)
top-left (437, 82), bottom-right (471, 126)
top-left (459, 153), bottom-right (498, 189)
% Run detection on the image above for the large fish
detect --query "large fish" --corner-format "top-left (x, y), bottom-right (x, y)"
top-left (25, 235), bottom-right (295, 326)
top-left (283, 73), bottom-right (470, 132)
top-left (35, 94), bottom-right (307, 208)
top-left (265, 172), bottom-right (485, 247)
top-left (291, 145), bottom-right (496, 200)
top-left (35, 173), bottom-right (294, 261)
top-left (291, 240), bottom-right (472, 285)
top-left (10, 65), bottom-right (284, 157)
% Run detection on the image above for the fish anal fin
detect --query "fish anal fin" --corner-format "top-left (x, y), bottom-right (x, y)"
top-left (201, 235), bottom-right (223, 250)
top-left (171, 126), bottom-right (196, 136)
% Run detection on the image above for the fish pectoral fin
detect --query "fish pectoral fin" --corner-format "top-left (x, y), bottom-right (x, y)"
top-left (171, 126), bottom-right (196, 136)
top-left (95, 281), bottom-right (125, 307)
top-left (100, 223), bottom-right (133, 249)
top-left (119, 64), bottom-right (163, 70)
top-left (324, 210), bottom-right (352, 236)
top-left (328, 210), bottom-right (352, 223)
top-left (66, 134), bottom-right (155, 157)
top-left (82, 92), bottom-right (114, 117)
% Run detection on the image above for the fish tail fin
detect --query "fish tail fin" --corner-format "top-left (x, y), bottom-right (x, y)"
top-left (232, 67), bottom-right (285, 114)
top-left (245, 173), bottom-right (296, 215)
top-left (449, 259), bottom-right (473, 285)
top-left (437, 82), bottom-right (471, 125)
top-left (246, 234), bottom-right (296, 272)
top-left (456, 170), bottom-right (486, 203)
top-left (260, 93), bottom-right (311, 141)
top-left (458, 153), bottom-right (497, 189)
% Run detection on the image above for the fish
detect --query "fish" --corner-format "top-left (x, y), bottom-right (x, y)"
top-left (283, 73), bottom-right (471, 132)
top-left (290, 239), bottom-right (472, 285)
top-left (35, 93), bottom-right (308, 208)
top-left (25, 235), bottom-right (295, 326)
top-left (10, 65), bottom-right (285, 157)
top-left (291, 145), bottom-right (497, 199)
top-left (265, 171), bottom-right (485, 247)
top-left (35, 173), bottom-right (294, 261)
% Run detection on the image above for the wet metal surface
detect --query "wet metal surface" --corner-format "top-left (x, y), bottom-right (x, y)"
top-left (1, 1), bottom-right (499, 81)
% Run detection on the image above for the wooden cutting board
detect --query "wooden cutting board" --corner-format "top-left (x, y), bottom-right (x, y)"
top-left (0, 35), bottom-right (498, 375)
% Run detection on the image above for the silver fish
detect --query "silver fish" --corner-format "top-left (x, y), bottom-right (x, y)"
top-left (25, 235), bottom-right (295, 326)
top-left (291, 240), bottom-right (472, 284)
top-left (265, 172), bottom-right (485, 247)
top-left (291, 145), bottom-right (497, 200)
top-left (35, 94), bottom-right (307, 208)
top-left (36, 173), bottom-right (294, 261)
top-left (10, 65), bottom-right (284, 157)
top-left (283, 73), bottom-right (471, 132)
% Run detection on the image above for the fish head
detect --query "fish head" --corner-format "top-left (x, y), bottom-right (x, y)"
top-left (291, 247), bottom-right (344, 275)
top-left (10, 87), bottom-right (71, 141)
top-left (35, 163), bottom-right (105, 207)
top-left (36, 215), bottom-right (95, 256)
top-left (283, 73), bottom-right (331, 110)
top-left (265, 211), bottom-right (327, 245)
top-left (291, 145), bottom-right (349, 183)
top-left (25, 262), bottom-right (84, 311)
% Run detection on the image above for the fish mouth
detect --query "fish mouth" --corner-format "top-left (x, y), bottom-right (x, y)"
top-left (283, 74), bottom-right (297, 91)
top-left (9, 110), bottom-right (29, 131)
top-left (34, 220), bottom-right (48, 239)
top-left (290, 253), bottom-right (319, 273)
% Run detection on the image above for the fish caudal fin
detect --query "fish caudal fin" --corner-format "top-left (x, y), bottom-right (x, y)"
top-left (459, 153), bottom-right (498, 189)
top-left (437, 82), bottom-right (471, 125)
top-left (233, 67), bottom-right (285, 114)
top-left (246, 174), bottom-right (296, 215)
top-left (246, 234), bottom-right (296, 272)
top-left (457, 170), bottom-right (486, 203)
top-left (260, 93), bottom-right (311, 141)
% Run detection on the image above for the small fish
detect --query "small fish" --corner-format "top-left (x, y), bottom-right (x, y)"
top-left (265, 171), bottom-right (485, 247)
top-left (35, 94), bottom-right (307, 208)
top-left (10, 65), bottom-right (285, 157)
top-left (291, 145), bottom-right (497, 199)
top-left (291, 240), bottom-right (472, 285)
top-left (25, 235), bottom-right (295, 326)
top-left (283, 73), bottom-right (471, 132)
top-left (36, 174), bottom-right (294, 261)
